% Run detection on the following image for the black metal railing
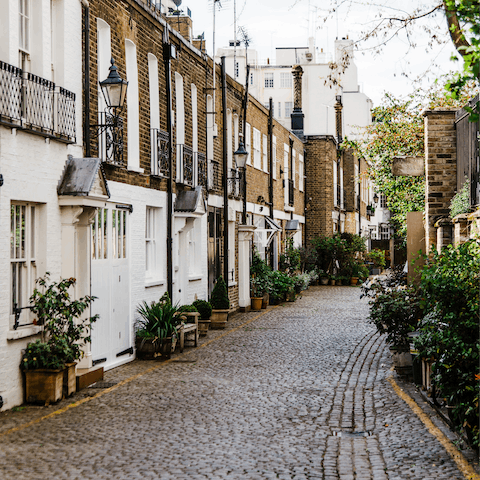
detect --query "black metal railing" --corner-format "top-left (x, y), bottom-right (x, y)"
top-left (208, 160), bottom-right (221, 192)
top-left (227, 168), bottom-right (241, 197)
top-left (0, 60), bottom-right (76, 142)
top-left (336, 185), bottom-right (341, 208)
top-left (97, 112), bottom-right (124, 166)
top-left (151, 128), bottom-right (170, 177)
top-left (288, 178), bottom-right (294, 206)
top-left (183, 145), bottom-right (194, 186)
top-left (356, 195), bottom-right (361, 211)
top-left (197, 152), bottom-right (207, 187)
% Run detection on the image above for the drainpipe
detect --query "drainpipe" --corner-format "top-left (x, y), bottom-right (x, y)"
top-left (164, 30), bottom-right (174, 300)
top-left (303, 149), bottom-right (307, 246)
top-left (242, 64), bottom-right (250, 225)
top-left (358, 156), bottom-right (361, 236)
top-left (82, 0), bottom-right (91, 157)
top-left (221, 57), bottom-right (229, 284)
top-left (268, 97), bottom-right (274, 221)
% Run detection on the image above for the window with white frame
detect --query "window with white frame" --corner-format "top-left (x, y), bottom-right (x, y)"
top-left (285, 102), bottom-right (293, 118)
top-left (245, 122), bottom-right (252, 165)
top-left (10, 203), bottom-right (37, 323)
top-left (228, 220), bottom-right (235, 284)
top-left (280, 72), bottom-right (292, 88)
top-left (262, 134), bottom-right (268, 172)
top-left (264, 72), bottom-right (274, 88)
top-left (19, 0), bottom-right (30, 53)
top-left (227, 109), bottom-right (233, 172)
top-left (299, 154), bottom-right (304, 191)
top-left (272, 135), bottom-right (277, 179)
top-left (175, 72), bottom-right (185, 182)
top-left (145, 207), bottom-right (162, 281)
top-left (188, 220), bottom-right (202, 277)
top-left (92, 208), bottom-right (108, 260)
top-left (278, 102), bottom-right (282, 118)
top-left (191, 84), bottom-right (198, 185)
top-left (253, 128), bottom-right (261, 169)
top-left (125, 39), bottom-right (140, 171)
top-left (380, 194), bottom-right (387, 208)
top-left (292, 150), bottom-right (296, 187)
top-left (112, 208), bottom-right (127, 259)
top-left (380, 224), bottom-right (390, 240)
top-left (333, 160), bottom-right (338, 205)
top-left (284, 144), bottom-right (289, 206)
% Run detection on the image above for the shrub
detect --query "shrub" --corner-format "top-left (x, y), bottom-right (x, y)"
top-left (269, 270), bottom-right (295, 300)
top-left (449, 178), bottom-right (471, 218)
top-left (279, 238), bottom-right (301, 274)
top-left (21, 339), bottom-right (68, 371)
top-left (366, 249), bottom-right (386, 269)
top-left (136, 300), bottom-right (179, 339)
top-left (210, 276), bottom-right (230, 310)
top-left (192, 300), bottom-right (212, 320)
top-left (178, 304), bottom-right (199, 313)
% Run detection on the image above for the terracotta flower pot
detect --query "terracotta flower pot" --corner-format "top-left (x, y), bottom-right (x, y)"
top-left (350, 277), bottom-right (358, 286)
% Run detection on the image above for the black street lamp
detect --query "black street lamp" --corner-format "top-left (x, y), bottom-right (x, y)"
top-left (373, 193), bottom-right (379, 204)
top-left (100, 58), bottom-right (128, 114)
top-left (90, 58), bottom-right (128, 165)
top-left (234, 135), bottom-right (248, 224)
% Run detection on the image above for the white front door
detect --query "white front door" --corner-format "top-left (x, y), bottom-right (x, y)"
top-left (91, 205), bottom-right (131, 369)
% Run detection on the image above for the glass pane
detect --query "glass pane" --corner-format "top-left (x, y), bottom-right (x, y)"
top-left (123, 212), bottom-right (126, 258)
top-left (25, 16), bottom-right (29, 51)
top-left (30, 206), bottom-right (35, 258)
top-left (91, 213), bottom-right (97, 259)
top-left (20, 205), bottom-right (26, 258)
top-left (15, 206), bottom-right (21, 259)
top-left (103, 208), bottom-right (108, 259)
top-left (10, 205), bottom-right (15, 258)
top-left (112, 211), bottom-right (117, 259)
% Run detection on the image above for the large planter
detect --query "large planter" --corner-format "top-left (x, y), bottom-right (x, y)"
top-left (320, 277), bottom-right (329, 286)
top-left (63, 362), bottom-right (77, 398)
top-left (286, 291), bottom-right (296, 302)
top-left (198, 319), bottom-right (211, 336)
top-left (329, 279), bottom-right (336, 286)
top-left (261, 292), bottom-right (269, 309)
top-left (391, 350), bottom-right (413, 376)
top-left (25, 368), bottom-right (64, 405)
top-left (251, 297), bottom-right (263, 311)
top-left (159, 336), bottom-right (176, 358)
top-left (350, 277), bottom-right (359, 286)
top-left (135, 336), bottom-right (159, 360)
top-left (210, 309), bottom-right (229, 329)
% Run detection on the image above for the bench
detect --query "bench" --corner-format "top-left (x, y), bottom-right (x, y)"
top-left (177, 312), bottom-right (199, 352)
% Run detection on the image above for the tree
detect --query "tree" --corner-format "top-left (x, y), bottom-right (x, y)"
top-left (320, 0), bottom-right (479, 117)
top-left (344, 80), bottom-right (477, 242)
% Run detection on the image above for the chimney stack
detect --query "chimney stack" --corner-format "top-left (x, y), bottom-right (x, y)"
top-left (291, 64), bottom-right (304, 135)
top-left (334, 94), bottom-right (343, 145)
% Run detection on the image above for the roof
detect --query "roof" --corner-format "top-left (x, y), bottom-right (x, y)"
top-left (174, 186), bottom-right (206, 215)
top-left (57, 156), bottom-right (110, 198)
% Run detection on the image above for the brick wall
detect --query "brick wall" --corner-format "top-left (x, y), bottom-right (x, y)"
top-left (424, 109), bottom-right (457, 251)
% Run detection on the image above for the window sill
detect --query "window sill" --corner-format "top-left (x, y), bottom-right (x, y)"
top-left (228, 281), bottom-right (237, 287)
top-left (7, 325), bottom-right (42, 341)
top-left (128, 166), bottom-right (145, 174)
top-left (188, 275), bottom-right (203, 282)
top-left (284, 205), bottom-right (294, 212)
top-left (145, 279), bottom-right (166, 288)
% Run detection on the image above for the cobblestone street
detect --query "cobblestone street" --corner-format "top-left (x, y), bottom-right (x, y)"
top-left (0, 286), bottom-right (477, 479)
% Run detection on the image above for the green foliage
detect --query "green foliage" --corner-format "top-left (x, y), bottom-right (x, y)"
top-left (30, 273), bottom-right (98, 363)
top-left (366, 249), bottom-right (387, 269)
top-left (449, 179), bottom-right (471, 218)
top-left (192, 300), bottom-right (212, 320)
top-left (136, 300), bottom-right (180, 339)
top-left (250, 249), bottom-right (273, 297)
top-left (178, 304), bottom-right (199, 314)
top-left (415, 240), bottom-right (480, 446)
top-left (210, 276), bottom-right (230, 310)
top-left (268, 270), bottom-right (295, 301)
top-left (344, 83), bottom-right (478, 242)
top-left (21, 339), bottom-right (67, 370)
top-left (368, 286), bottom-right (421, 351)
top-left (279, 238), bottom-right (301, 274)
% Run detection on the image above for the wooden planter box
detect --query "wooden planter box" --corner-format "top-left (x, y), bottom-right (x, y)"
top-left (210, 309), bottom-right (229, 329)
top-left (63, 363), bottom-right (77, 398)
top-left (25, 369), bottom-right (64, 405)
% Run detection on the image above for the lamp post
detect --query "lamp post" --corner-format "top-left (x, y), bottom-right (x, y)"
top-left (234, 136), bottom-right (248, 224)
top-left (90, 58), bottom-right (128, 165)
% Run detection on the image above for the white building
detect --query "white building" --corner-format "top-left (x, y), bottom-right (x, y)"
top-left (0, 0), bottom-right (86, 410)
top-left (217, 37), bottom-right (373, 139)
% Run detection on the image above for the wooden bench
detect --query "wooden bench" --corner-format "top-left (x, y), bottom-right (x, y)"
top-left (177, 312), bottom-right (199, 352)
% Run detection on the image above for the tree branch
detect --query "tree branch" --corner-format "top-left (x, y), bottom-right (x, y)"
top-left (443, 0), bottom-right (470, 57)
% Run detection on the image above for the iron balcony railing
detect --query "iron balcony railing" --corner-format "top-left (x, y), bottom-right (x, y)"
top-left (151, 128), bottom-right (170, 177)
top-left (0, 60), bottom-right (76, 143)
top-left (97, 112), bottom-right (124, 166)
top-left (176, 144), bottom-right (194, 186)
top-left (228, 168), bottom-right (241, 198)
top-left (197, 152), bottom-right (207, 188)
top-left (208, 160), bottom-right (221, 192)
top-left (288, 178), bottom-right (294, 206)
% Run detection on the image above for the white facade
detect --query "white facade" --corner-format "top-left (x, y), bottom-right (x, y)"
top-left (217, 38), bottom-right (373, 139)
top-left (0, 0), bottom-right (84, 410)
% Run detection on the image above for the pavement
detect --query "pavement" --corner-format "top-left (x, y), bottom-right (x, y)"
top-left (0, 285), bottom-right (478, 479)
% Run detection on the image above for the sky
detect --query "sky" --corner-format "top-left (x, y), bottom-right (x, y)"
top-left (185, 0), bottom-right (463, 107)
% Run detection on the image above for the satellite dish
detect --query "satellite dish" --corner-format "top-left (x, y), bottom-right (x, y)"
top-left (172, 0), bottom-right (182, 6)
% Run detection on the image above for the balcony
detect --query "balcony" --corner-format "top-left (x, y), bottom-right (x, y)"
top-left (97, 112), bottom-right (124, 166)
top-left (0, 60), bottom-right (76, 143)
top-left (227, 168), bottom-right (243, 198)
top-left (196, 152), bottom-right (207, 188)
top-left (151, 128), bottom-right (170, 177)
top-left (176, 144), bottom-right (194, 186)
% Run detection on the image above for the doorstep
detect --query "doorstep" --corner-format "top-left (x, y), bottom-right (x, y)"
top-left (76, 366), bottom-right (104, 391)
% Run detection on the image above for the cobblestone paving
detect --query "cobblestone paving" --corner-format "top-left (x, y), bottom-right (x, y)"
top-left (0, 286), bottom-right (475, 479)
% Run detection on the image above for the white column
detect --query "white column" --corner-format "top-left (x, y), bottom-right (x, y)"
top-left (238, 225), bottom-right (256, 309)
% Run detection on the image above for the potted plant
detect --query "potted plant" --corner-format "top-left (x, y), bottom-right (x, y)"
top-left (23, 274), bottom-right (98, 402)
top-left (193, 299), bottom-right (212, 336)
top-left (210, 276), bottom-right (230, 329)
top-left (318, 269), bottom-right (329, 285)
top-left (136, 298), bottom-right (180, 359)
top-left (250, 276), bottom-right (264, 310)
top-left (251, 249), bottom-right (272, 308)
